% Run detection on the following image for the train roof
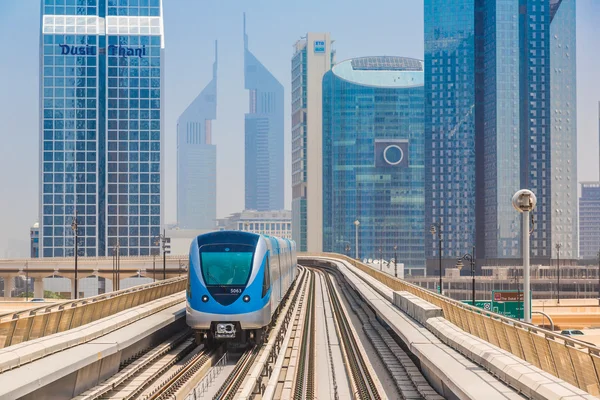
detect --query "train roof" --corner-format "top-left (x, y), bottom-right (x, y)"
top-left (195, 230), bottom-right (294, 246)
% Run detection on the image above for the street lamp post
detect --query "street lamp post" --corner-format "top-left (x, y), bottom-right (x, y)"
top-left (71, 211), bottom-right (79, 299)
top-left (430, 222), bottom-right (442, 294)
top-left (152, 254), bottom-right (156, 283)
top-left (457, 246), bottom-right (476, 306)
top-left (354, 220), bottom-right (360, 259)
top-left (157, 230), bottom-right (171, 280)
top-left (394, 245), bottom-right (398, 278)
top-left (556, 243), bottom-right (562, 304)
top-left (113, 244), bottom-right (120, 291)
top-left (379, 247), bottom-right (383, 271)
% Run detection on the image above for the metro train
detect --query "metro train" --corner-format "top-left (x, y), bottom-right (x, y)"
top-left (186, 231), bottom-right (297, 345)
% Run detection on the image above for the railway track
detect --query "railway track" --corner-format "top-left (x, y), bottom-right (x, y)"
top-left (319, 269), bottom-right (382, 400)
top-left (200, 267), bottom-right (309, 400)
top-left (74, 330), bottom-right (221, 400)
top-left (322, 264), bottom-right (445, 400)
top-left (293, 270), bottom-right (316, 400)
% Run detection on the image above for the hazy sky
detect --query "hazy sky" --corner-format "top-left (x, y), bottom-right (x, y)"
top-left (0, 0), bottom-right (598, 257)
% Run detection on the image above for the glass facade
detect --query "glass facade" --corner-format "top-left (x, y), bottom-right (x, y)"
top-left (322, 57), bottom-right (425, 272)
top-left (482, 0), bottom-right (521, 259)
top-left (549, 0), bottom-right (577, 259)
top-left (243, 14), bottom-right (284, 212)
top-left (424, 0), bottom-right (477, 266)
top-left (579, 183), bottom-right (600, 260)
top-left (40, 0), bottom-right (164, 258)
top-left (425, 0), bottom-right (577, 267)
top-left (177, 42), bottom-right (217, 230)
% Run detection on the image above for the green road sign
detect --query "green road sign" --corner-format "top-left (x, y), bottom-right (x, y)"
top-left (461, 300), bottom-right (492, 311)
top-left (491, 290), bottom-right (531, 320)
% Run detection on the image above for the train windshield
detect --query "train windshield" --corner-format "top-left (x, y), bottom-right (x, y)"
top-left (199, 244), bottom-right (254, 286)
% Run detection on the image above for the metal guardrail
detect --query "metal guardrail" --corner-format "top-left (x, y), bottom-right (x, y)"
top-left (0, 277), bottom-right (186, 349)
top-left (302, 253), bottom-right (600, 397)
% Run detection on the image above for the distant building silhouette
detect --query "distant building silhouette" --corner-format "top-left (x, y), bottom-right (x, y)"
top-left (177, 42), bottom-right (218, 230)
top-left (243, 14), bottom-right (284, 211)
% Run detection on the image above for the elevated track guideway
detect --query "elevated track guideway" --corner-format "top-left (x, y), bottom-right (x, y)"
top-left (0, 253), bottom-right (596, 399)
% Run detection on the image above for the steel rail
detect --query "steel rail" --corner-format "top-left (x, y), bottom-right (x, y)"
top-left (321, 270), bottom-right (381, 400)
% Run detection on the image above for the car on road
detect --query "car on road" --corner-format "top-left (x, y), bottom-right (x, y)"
top-left (561, 329), bottom-right (584, 336)
top-left (30, 298), bottom-right (45, 303)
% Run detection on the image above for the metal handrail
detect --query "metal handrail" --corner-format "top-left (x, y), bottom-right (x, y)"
top-left (532, 311), bottom-right (555, 331)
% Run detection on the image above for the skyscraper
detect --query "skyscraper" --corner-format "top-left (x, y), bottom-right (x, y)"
top-left (424, 0), bottom-right (577, 270)
top-left (177, 42), bottom-right (218, 230)
top-left (579, 182), bottom-right (600, 260)
top-left (291, 33), bottom-right (334, 252)
top-left (39, 0), bottom-right (165, 258)
top-left (424, 1), bottom-right (477, 271)
top-left (244, 14), bottom-right (284, 212)
top-left (322, 56), bottom-right (425, 273)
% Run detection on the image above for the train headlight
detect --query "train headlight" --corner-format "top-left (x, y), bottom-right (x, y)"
top-left (202, 295), bottom-right (209, 302)
top-left (243, 295), bottom-right (250, 303)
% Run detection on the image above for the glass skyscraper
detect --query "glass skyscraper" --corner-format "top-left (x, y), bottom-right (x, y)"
top-left (322, 56), bottom-right (425, 273)
top-left (244, 14), bottom-right (284, 212)
top-left (579, 182), bottom-right (600, 260)
top-left (425, 0), bottom-right (577, 269)
top-left (177, 42), bottom-right (217, 230)
top-left (40, 0), bottom-right (165, 258)
top-left (291, 33), bottom-right (334, 252)
top-left (424, 0), bottom-right (477, 270)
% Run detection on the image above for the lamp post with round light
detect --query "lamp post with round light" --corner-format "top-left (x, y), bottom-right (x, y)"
top-left (512, 189), bottom-right (537, 323)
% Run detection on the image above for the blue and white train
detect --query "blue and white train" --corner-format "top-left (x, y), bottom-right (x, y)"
top-left (186, 231), bottom-right (297, 345)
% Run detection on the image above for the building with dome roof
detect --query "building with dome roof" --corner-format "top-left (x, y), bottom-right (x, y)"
top-left (322, 56), bottom-right (425, 274)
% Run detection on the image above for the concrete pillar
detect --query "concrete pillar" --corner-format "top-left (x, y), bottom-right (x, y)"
top-left (33, 278), bottom-right (44, 299)
top-left (2, 276), bottom-right (14, 299)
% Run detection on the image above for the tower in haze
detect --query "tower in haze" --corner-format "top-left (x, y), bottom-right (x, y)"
top-left (291, 33), bottom-right (335, 252)
top-left (177, 42), bottom-right (218, 230)
top-left (39, 0), bottom-right (165, 258)
top-left (424, 0), bottom-right (577, 270)
top-left (243, 14), bottom-right (284, 212)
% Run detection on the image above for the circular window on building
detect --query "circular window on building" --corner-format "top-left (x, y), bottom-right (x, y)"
top-left (383, 145), bottom-right (404, 166)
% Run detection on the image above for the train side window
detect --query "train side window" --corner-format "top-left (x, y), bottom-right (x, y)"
top-left (262, 255), bottom-right (271, 298)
